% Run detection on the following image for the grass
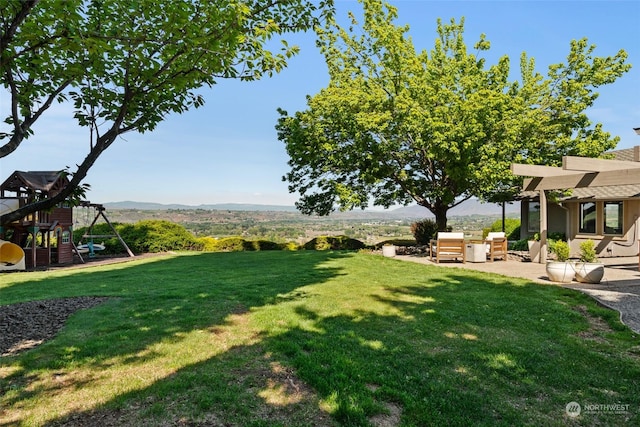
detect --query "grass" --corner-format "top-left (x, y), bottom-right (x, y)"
top-left (1, 251), bottom-right (639, 426)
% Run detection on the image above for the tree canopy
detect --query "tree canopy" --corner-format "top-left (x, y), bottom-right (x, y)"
top-left (276, 0), bottom-right (630, 230)
top-left (0, 0), bottom-right (330, 224)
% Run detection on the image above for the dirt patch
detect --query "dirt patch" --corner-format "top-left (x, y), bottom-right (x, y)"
top-left (369, 401), bottom-right (403, 427)
top-left (573, 304), bottom-right (614, 342)
top-left (0, 297), bottom-right (110, 357)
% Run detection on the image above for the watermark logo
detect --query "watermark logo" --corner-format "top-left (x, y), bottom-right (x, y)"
top-left (565, 401), bottom-right (630, 418)
top-left (565, 401), bottom-right (581, 418)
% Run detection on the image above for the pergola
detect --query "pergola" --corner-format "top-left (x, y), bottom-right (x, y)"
top-left (511, 146), bottom-right (640, 263)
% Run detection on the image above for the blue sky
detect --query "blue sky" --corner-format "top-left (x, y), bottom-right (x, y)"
top-left (2, 0), bottom-right (639, 208)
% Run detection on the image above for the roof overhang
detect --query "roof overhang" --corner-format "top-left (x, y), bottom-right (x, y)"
top-left (511, 148), bottom-right (640, 192)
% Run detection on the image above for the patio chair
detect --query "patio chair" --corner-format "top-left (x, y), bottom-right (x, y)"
top-left (430, 232), bottom-right (466, 263)
top-left (485, 232), bottom-right (507, 262)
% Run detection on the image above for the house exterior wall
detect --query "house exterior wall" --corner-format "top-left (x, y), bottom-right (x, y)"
top-left (519, 199), bottom-right (568, 239)
top-left (564, 199), bottom-right (640, 258)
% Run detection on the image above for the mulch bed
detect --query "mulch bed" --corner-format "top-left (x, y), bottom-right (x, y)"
top-left (0, 297), bottom-right (111, 357)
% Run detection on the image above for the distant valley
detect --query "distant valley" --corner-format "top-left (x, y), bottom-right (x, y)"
top-left (88, 199), bottom-right (520, 245)
top-left (103, 198), bottom-right (520, 219)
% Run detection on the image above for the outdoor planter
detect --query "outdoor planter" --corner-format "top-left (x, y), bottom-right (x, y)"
top-left (545, 261), bottom-right (575, 283)
top-left (528, 240), bottom-right (541, 263)
top-left (574, 263), bottom-right (605, 284)
top-left (574, 240), bottom-right (604, 284)
top-left (382, 245), bottom-right (396, 257)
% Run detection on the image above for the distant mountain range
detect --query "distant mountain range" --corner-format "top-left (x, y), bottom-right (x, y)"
top-left (102, 201), bottom-right (298, 212)
top-left (103, 198), bottom-right (520, 218)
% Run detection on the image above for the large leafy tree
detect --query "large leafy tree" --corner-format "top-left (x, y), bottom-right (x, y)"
top-left (276, 0), bottom-right (630, 230)
top-left (0, 0), bottom-right (331, 224)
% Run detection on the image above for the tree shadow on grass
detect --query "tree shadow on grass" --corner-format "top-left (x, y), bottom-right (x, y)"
top-left (3, 255), bottom-right (639, 426)
top-left (257, 272), bottom-right (640, 426)
top-left (0, 251), bottom-right (351, 425)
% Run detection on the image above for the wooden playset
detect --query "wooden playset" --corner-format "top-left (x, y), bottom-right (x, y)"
top-left (0, 170), bottom-right (132, 270)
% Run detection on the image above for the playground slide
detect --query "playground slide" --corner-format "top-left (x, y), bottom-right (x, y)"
top-left (0, 198), bottom-right (19, 216)
top-left (0, 239), bottom-right (25, 271)
top-left (0, 199), bottom-right (25, 270)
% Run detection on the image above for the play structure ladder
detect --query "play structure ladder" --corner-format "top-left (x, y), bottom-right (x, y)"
top-left (77, 202), bottom-right (134, 262)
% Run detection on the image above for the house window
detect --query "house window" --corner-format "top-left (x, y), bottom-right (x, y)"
top-left (527, 202), bottom-right (540, 233)
top-left (61, 231), bottom-right (71, 244)
top-left (579, 202), bottom-right (596, 234)
top-left (603, 201), bottom-right (623, 235)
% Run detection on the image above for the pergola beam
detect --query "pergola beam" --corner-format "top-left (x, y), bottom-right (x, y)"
top-left (562, 156), bottom-right (640, 172)
top-left (510, 164), bottom-right (580, 177)
top-left (522, 168), bottom-right (640, 191)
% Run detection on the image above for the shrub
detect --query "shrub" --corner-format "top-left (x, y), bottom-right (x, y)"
top-left (212, 237), bottom-right (246, 252)
top-left (509, 239), bottom-right (529, 251)
top-left (196, 236), bottom-right (218, 251)
top-left (483, 218), bottom-right (521, 240)
top-left (410, 219), bottom-right (438, 245)
top-left (281, 242), bottom-right (300, 251)
top-left (243, 239), bottom-right (281, 251)
top-left (579, 240), bottom-right (598, 262)
top-left (195, 236), bottom-right (296, 252)
top-left (303, 235), bottom-right (365, 251)
top-left (375, 239), bottom-right (416, 249)
top-left (548, 232), bottom-right (567, 241)
top-left (549, 240), bottom-right (570, 262)
top-left (116, 220), bottom-right (198, 253)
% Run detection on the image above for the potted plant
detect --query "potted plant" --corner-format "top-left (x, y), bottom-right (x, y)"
top-left (574, 240), bottom-right (605, 284)
top-left (545, 240), bottom-right (574, 283)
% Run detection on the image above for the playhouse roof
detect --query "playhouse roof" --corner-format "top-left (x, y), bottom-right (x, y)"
top-left (0, 171), bottom-right (69, 195)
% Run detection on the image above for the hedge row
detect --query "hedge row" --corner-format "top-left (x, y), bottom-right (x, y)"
top-left (75, 218), bottom-right (526, 255)
top-left (73, 220), bottom-right (366, 254)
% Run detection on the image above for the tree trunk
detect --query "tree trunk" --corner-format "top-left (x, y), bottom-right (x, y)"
top-left (434, 209), bottom-right (449, 231)
top-left (429, 202), bottom-right (449, 231)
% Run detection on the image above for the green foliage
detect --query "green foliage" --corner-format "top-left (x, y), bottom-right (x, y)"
top-left (1, 0), bottom-right (329, 223)
top-left (243, 239), bottom-right (282, 251)
top-left (209, 237), bottom-right (247, 252)
top-left (374, 239), bottom-right (416, 249)
top-left (195, 236), bottom-right (218, 252)
top-left (482, 218), bottom-right (521, 240)
top-left (277, 0), bottom-right (630, 230)
top-left (548, 232), bottom-right (567, 242)
top-left (549, 240), bottom-right (570, 262)
top-left (196, 236), bottom-right (300, 252)
top-left (509, 239), bottom-right (528, 251)
top-left (579, 240), bottom-right (598, 262)
top-left (303, 235), bottom-right (365, 251)
top-left (75, 220), bottom-right (199, 254)
top-left (281, 241), bottom-right (300, 251)
top-left (119, 220), bottom-right (199, 253)
top-left (410, 219), bottom-right (439, 245)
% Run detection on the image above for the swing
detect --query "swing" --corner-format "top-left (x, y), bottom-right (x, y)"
top-left (75, 202), bottom-right (134, 262)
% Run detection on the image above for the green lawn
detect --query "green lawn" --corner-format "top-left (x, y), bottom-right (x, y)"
top-left (1, 251), bottom-right (638, 426)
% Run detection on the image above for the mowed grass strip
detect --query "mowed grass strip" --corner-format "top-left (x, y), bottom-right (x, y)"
top-left (0, 251), bottom-right (638, 426)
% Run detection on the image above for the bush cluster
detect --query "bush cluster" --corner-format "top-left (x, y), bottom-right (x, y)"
top-left (197, 236), bottom-right (291, 252)
top-left (410, 219), bottom-right (439, 245)
top-left (75, 220), bottom-right (366, 254)
top-left (74, 220), bottom-right (198, 254)
top-left (303, 235), bottom-right (366, 251)
top-left (482, 218), bottom-right (521, 241)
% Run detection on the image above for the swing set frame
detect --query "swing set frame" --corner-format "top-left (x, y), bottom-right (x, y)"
top-left (76, 201), bottom-right (134, 263)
